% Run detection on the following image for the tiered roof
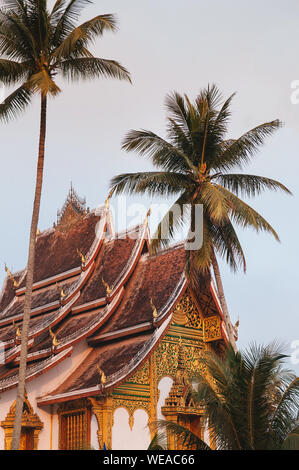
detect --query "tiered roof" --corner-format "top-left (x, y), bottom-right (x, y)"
top-left (0, 189), bottom-right (228, 405)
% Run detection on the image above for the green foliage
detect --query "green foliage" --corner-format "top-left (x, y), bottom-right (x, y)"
top-left (155, 343), bottom-right (299, 450)
top-left (0, 0), bottom-right (131, 120)
top-left (110, 86), bottom-right (290, 275)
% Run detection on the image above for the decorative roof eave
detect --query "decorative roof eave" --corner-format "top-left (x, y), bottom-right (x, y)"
top-left (1, 291), bottom-right (81, 351)
top-left (88, 321), bottom-right (153, 346)
top-left (14, 207), bottom-right (107, 298)
top-left (0, 347), bottom-right (73, 393)
top-left (37, 318), bottom-right (171, 407)
top-left (89, 270), bottom-right (187, 346)
top-left (15, 267), bottom-right (82, 297)
top-left (0, 300), bottom-right (61, 329)
top-left (3, 338), bottom-right (34, 365)
top-left (72, 223), bottom-right (148, 315)
top-left (153, 273), bottom-right (187, 329)
top-left (14, 287), bottom-right (125, 365)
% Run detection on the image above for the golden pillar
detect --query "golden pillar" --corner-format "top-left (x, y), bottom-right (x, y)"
top-left (89, 396), bottom-right (113, 450)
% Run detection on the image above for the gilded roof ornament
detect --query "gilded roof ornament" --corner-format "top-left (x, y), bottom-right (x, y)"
top-left (150, 298), bottom-right (158, 320)
top-left (4, 264), bottom-right (19, 288)
top-left (77, 249), bottom-right (87, 265)
top-left (97, 365), bottom-right (107, 385)
top-left (12, 320), bottom-right (22, 341)
top-left (56, 283), bottom-right (66, 300)
top-left (49, 327), bottom-right (60, 349)
top-left (102, 277), bottom-right (112, 296)
top-left (56, 184), bottom-right (87, 232)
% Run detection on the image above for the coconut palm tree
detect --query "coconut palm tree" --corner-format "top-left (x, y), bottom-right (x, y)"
top-left (0, 0), bottom-right (131, 450)
top-left (155, 343), bottom-right (299, 450)
top-left (109, 85), bottom-right (291, 348)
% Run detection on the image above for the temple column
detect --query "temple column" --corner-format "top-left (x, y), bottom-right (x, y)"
top-left (89, 396), bottom-right (113, 450)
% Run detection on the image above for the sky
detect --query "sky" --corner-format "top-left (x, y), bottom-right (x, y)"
top-left (0, 0), bottom-right (299, 373)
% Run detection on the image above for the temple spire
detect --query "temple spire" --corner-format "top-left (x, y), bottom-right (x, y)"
top-left (55, 184), bottom-right (88, 231)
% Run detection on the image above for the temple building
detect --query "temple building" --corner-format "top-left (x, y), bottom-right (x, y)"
top-left (0, 187), bottom-right (236, 450)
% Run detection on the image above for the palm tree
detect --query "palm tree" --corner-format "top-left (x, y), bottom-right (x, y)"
top-left (0, 0), bottom-right (131, 450)
top-left (155, 343), bottom-right (299, 450)
top-left (109, 85), bottom-right (291, 348)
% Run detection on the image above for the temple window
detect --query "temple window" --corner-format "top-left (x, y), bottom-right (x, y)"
top-left (58, 400), bottom-right (91, 450)
top-left (0, 395), bottom-right (43, 450)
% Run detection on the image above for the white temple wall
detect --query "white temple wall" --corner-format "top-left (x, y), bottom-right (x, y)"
top-left (0, 339), bottom-right (90, 450)
top-left (157, 376), bottom-right (173, 421)
top-left (90, 414), bottom-right (99, 450)
top-left (112, 408), bottom-right (150, 450)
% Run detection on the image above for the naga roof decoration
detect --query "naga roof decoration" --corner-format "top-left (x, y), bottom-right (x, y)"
top-left (0, 192), bottom-right (229, 400)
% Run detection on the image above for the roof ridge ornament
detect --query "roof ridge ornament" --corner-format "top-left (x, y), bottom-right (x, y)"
top-left (77, 249), bottom-right (87, 267)
top-left (4, 264), bottom-right (19, 288)
top-left (102, 277), bottom-right (113, 298)
top-left (12, 320), bottom-right (22, 345)
top-left (150, 297), bottom-right (158, 328)
top-left (49, 327), bottom-right (60, 354)
top-left (97, 365), bottom-right (107, 391)
top-left (56, 184), bottom-right (87, 232)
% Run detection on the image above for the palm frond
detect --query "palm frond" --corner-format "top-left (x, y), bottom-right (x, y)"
top-left (53, 14), bottom-right (117, 59)
top-left (110, 171), bottom-right (191, 197)
top-left (214, 173), bottom-right (291, 197)
top-left (0, 83), bottom-right (31, 121)
top-left (216, 185), bottom-right (280, 240)
top-left (0, 58), bottom-right (30, 84)
top-left (155, 419), bottom-right (210, 450)
top-left (58, 56), bottom-right (131, 82)
top-left (213, 120), bottom-right (282, 172)
top-left (122, 129), bottom-right (195, 173)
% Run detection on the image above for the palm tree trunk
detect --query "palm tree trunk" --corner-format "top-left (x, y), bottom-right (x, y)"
top-left (211, 250), bottom-right (237, 351)
top-left (11, 94), bottom-right (47, 450)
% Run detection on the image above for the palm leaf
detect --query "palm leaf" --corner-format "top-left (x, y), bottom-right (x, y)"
top-left (0, 83), bottom-right (31, 121)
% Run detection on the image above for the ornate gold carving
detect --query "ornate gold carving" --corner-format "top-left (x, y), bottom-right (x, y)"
top-left (203, 316), bottom-right (222, 342)
top-left (1, 396), bottom-right (43, 450)
top-left (89, 397), bottom-right (113, 450)
top-left (173, 292), bottom-right (203, 329)
top-left (156, 334), bottom-right (204, 380)
top-left (112, 397), bottom-right (150, 431)
top-left (56, 184), bottom-right (87, 232)
top-left (128, 360), bottom-right (150, 385)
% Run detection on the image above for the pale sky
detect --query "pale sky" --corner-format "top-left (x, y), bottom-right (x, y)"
top-left (0, 0), bottom-right (299, 372)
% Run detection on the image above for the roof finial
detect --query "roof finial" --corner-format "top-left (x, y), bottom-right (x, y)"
top-left (150, 297), bottom-right (158, 321)
top-left (12, 320), bottom-right (22, 344)
top-left (102, 277), bottom-right (112, 296)
top-left (5, 264), bottom-right (19, 288)
top-left (56, 282), bottom-right (66, 301)
top-left (49, 327), bottom-right (60, 352)
top-left (97, 365), bottom-right (107, 387)
top-left (77, 249), bottom-right (87, 266)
